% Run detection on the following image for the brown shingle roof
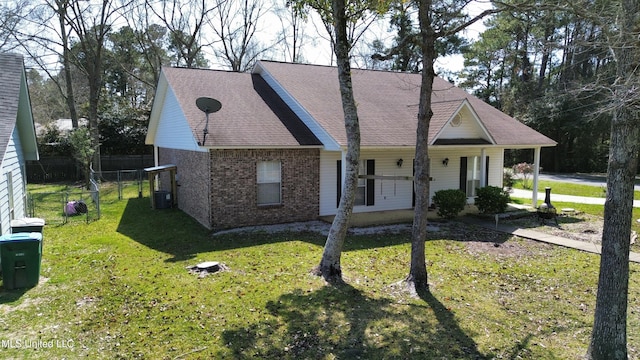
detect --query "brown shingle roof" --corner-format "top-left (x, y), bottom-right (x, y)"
top-left (162, 67), bottom-right (321, 147)
top-left (257, 61), bottom-right (557, 148)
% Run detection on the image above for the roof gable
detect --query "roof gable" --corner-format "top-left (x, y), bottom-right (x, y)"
top-left (255, 60), bottom-right (557, 149)
top-left (147, 67), bottom-right (321, 150)
top-left (0, 53), bottom-right (38, 162)
top-left (430, 99), bottom-right (495, 146)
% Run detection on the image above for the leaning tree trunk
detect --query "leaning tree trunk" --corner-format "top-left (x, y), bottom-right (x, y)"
top-left (57, 2), bottom-right (79, 130)
top-left (587, 0), bottom-right (640, 357)
top-left (315, 0), bottom-right (361, 284)
top-left (406, 0), bottom-right (435, 294)
top-left (587, 94), bottom-right (639, 360)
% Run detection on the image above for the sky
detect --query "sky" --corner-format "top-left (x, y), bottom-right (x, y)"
top-left (9, 0), bottom-right (490, 79)
top-left (247, 0), bottom-right (491, 76)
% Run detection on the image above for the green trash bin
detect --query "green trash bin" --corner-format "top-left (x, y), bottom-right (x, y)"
top-left (0, 232), bottom-right (43, 290)
top-left (11, 218), bottom-right (45, 234)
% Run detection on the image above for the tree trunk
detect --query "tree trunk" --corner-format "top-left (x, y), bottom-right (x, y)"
top-left (315, 0), bottom-right (361, 285)
top-left (57, 0), bottom-right (79, 129)
top-left (587, 98), bottom-right (639, 360)
top-left (587, 0), bottom-right (639, 358)
top-left (406, 0), bottom-right (435, 294)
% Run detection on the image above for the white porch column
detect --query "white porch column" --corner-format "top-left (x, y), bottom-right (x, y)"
top-left (153, 145), bottom-right (159, 191)
top-left (154, 145), bottom-right (159, 166)
top-left (532, 147), bottom-right (541, 206)
top-left (480, 148), bottom-right (487, 187)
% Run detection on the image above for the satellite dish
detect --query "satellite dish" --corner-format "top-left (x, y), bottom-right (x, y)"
top-left (196, 97), bottom-right (222, 114)
top-left (195, 97), bottom-right (222, 146)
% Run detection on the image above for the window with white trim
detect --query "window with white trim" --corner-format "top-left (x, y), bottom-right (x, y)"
top-left (257, 161), bottom-right (281, 205)
top-left (466, 156), bottom-right (480, 197)
top-left (354, 161), bottom-right (366, 206)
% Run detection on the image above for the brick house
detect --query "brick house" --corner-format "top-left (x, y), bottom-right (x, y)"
top-left (146, 61), bottom-right (556, 230)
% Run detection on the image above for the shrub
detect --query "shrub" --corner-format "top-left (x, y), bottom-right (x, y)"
top-left (475, 186), bottom-right (511, 214)
top-left (503, 167), bottom-right (515, 190)
top-left (432, 189), bottom-right (467, 219)
top-left (512, 162), bottom-right (534, 189)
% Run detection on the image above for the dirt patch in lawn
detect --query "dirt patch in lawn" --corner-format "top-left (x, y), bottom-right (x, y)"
top-left (504, 211), bottom-right (605, 244)
top-left (427, 220), bottom-right (552, 258)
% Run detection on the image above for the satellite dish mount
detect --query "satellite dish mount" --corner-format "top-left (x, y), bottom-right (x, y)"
top-left (195, 97), bottom-right (222, 146)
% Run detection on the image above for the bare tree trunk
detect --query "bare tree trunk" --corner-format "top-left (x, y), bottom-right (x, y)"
top-left (406, 0), bottom-right (435, 294)
top-left (588, 95), bottom-right (639, 360)
top-left (314, 0), bottom-right (361, 285)
top-left (587, 0), bottom-right (640, 358)
top-left (56, 0), bottom-right (79, 129)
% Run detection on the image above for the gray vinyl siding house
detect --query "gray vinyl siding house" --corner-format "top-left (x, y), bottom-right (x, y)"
top-left (146, 61), bottom-right (556, 230)
top-left (0, 53), bottom-right (39, 235)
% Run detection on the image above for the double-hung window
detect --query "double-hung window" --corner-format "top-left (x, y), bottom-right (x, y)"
top-left (354, 161), bottom-right (367, 206)
top-left (257, 161), bottom-right (281, 205)
top-left (466, 156), bottom-right (481, 197)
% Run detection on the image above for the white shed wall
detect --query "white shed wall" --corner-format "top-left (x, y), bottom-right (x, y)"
top-left (0, 127), bottom-right (27, 235)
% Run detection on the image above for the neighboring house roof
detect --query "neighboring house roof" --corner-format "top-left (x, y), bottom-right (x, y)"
top-left (35, 118), bottom-right (88, 134)
top-left (146, 67), bottom-right (321, 149)
top-left (0, 53), bottom-right (38, 162)
top-left (254, 60), bottom-right (557, 149)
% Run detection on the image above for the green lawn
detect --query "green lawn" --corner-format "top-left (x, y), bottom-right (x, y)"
top-left (1, 184), bottom-right (639, 359)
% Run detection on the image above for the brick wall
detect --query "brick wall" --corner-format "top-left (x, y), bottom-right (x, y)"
top-left (158, 148), bottom-right (210, 228)
top-left (210, 148), bottom-right (320, 230)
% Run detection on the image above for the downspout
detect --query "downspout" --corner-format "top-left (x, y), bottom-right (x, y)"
top-left (532, 147), bottom-right (541, 206)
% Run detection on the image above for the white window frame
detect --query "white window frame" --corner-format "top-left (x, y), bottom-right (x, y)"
top-left (466, 156), bottom-right (481, 197)
top-left (257, 161), bottom-right (282, 205)
top-left (354, 160), bottom-right (367, 206)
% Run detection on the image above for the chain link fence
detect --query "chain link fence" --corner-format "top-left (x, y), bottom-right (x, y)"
top-left (96, 169), bottom-right (145, 200)
top-left (27, 187), bottom-right (100, 227)
top-left (27, 169), bottom-right (148, 226)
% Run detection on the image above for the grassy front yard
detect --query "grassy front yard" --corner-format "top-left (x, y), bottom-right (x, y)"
top-left (1, 183), bottom-right (639, 359)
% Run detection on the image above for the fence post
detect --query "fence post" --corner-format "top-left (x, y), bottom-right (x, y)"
top-left (118, 170), bottom-right (122, 200)
top-left (63, 192), bottom-right (68, 224)
top-left (138, 169), bottom-right (143, 198)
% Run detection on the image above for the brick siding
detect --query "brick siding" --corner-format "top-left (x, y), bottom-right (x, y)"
top-left (158, 148), bottom-right (210, 228)
top-left (210, 148), bottom-right (320, 230)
